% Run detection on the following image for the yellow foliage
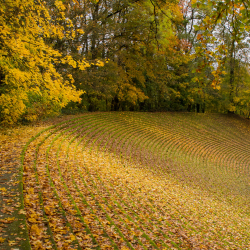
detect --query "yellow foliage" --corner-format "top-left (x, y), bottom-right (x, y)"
top-left (96, 60), bottom-right (105, 67)
top-left (54, 0), bottom-right (66, 11)
top-left (0, 0), bottom-right (87, 125)
top-left (228, 104), bottom-right (236, 112)
top-left (0, 90), bottom-right (27, 125)
top-left (78, 60), bottom-right (91, 70)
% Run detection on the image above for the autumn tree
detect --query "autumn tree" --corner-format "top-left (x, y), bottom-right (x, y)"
top-left (47, 0), bottom-right (190, 112)
top-left (175, 0), bottom-right (250, 114)
top-left (0, 0), bottom-right (85, 125)
top-left (215, 0), bottom-right (250, 113)
top-left (3, 0), bottom-right (249, 120)
top-left (189, 0), bottom-right (250, 113)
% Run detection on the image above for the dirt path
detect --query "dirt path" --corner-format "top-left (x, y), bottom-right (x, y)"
top-left (0, 128), bottom-right (31, 249)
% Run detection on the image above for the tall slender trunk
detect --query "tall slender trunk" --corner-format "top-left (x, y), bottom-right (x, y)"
top-left (91, 3), bottom-right (100, 60)
top-left (229, 39), bottom-right (235, 104)
top-left (228, 8), bottom-right (236, 112)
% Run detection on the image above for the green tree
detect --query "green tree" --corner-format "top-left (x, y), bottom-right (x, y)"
top-left (180, 0), bottom-right (250, 114)
top-left (50, 0), bottom-right (189, 111)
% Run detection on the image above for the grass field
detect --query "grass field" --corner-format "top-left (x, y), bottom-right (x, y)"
top-left (1, 112), bottom-right (250, 249)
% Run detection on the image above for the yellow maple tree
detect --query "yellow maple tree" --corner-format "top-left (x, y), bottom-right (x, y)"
top-left (0, 0), bottom-right (88, 125)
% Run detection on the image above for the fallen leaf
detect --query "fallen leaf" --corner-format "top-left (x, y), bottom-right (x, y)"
top-left (8, 240), bottom-right (16, 246)
top-left (18, 209), bottom-right (26, 215)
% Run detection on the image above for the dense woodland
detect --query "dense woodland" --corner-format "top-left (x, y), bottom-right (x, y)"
top-left (0, 0), bottom-right (250, 125)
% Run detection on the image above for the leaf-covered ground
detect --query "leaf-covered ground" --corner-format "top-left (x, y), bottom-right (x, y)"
top-left (1, 112), bottom-right (250, 249)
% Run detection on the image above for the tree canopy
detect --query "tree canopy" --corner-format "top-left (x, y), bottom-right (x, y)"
top-left (0, 0), bottom-right (250, 125)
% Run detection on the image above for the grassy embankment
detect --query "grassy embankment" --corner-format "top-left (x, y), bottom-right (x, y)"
top-left (1, 112), bottom-right (250, 249)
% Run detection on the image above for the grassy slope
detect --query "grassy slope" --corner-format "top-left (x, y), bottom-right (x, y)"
top-left (1, 112), bottom-right (250, 249)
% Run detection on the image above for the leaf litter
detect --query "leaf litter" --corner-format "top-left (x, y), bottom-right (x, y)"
top-left (1, 113), bottom-right (250, 249)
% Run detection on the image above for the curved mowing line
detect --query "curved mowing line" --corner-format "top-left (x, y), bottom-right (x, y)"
top-left (44, 118), bottom-right (114, 249)
top-left (67, 130), bottom-right (123, 249)
top-left (147, 116), bottom-right (250, 239)
top-left (22, 112), bottom-right (250, 249)
top-left (110, 117), bottom-right (222, 246)
top-left (80, 115), bottom-right (199, 248)
top-left (94, 139), bottom-right (186, 248)
top-left (70, 121), bottom-right (141, 249)
top-left (77, 125), bottom-right (181, 249)
top-left (156, 113), bottom-right (250, 163)
top-left (56, 124), bottom-right (109, 248)
top-left (59, 118), bottom-right (134, 248)
top-left (165, 121), bottom-right (250, 200)
top-left (29, 118), bottom-right (101, 249)
top-left (113, 114), bottom-right (248, 247)
top-left (81, 120), bottom-right (164, 249)
top-left (21, 116), bottom-right (92, 249)
top-left (118, 113), bottom-right (247, 199)
top-left (116, 119), bottom-right (211, 241)
top-left (52, 114), bottom-right (156, 248)
top-left (171, 115), bottom-right (250, 171)
top-left (23, 114), bottom-right (114, 248)
top-left (42, 121), bottom-right (104, 249)
top-left (95, 123), bottom-right (182, 248)
top-left (141, 114), bottom-right (250, 205)
top-left (123, 114), bottom-right (250, 242)
top-left (65, 116), bottom-right (183, 249)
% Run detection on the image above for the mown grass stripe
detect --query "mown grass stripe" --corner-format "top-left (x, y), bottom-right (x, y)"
top-left (44, 118), bottom-right (111, 248)
top-left (74, 117), bottom-right (169, 248)
top-left (56, 114), bottom-right (151, 248)
top-left (81, 117), bottom-right (190, 249)
top-left (21, 112), bottom-right (250, 249)
top-left (112, 114), bottom-right (229, 246)
top-left (20, 116), bottom-right (92, 249)
top-left (27, 115), bottom-right (108, 248)
top-left (56, 120), bottom-right (116, 248)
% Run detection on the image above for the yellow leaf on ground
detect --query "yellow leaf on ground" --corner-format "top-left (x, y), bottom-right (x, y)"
top-left (18, 209), bottom-right (26, 215)
top-left (8, 240), bottom-right (16, 246)
top-left (31, 224), bottom-right (42, 236)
